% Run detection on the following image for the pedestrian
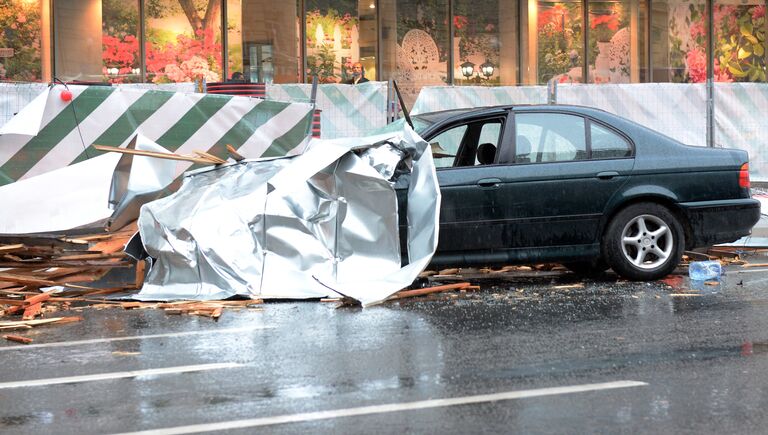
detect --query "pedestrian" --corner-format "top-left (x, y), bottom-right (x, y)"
top-left (344, 62), bottom-right (369, 84)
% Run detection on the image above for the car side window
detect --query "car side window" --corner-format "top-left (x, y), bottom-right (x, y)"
top-left (515, 113), bottom-right (587, 163)
top-left (474, 121), bottom-right (502, 165)
top-left (429, 119), bottom-right (503, 168)
top-left (591, 122), bottom-right (631, 159)
top-left (429, 125), bottom-right (467, 168)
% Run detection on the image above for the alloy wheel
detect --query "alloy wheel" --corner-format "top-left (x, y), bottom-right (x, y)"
top-left (619, 214), bottom-right (672, 269)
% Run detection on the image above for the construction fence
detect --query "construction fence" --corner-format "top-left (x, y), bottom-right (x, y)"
top-left (1, 81), bottom-right (767, 179)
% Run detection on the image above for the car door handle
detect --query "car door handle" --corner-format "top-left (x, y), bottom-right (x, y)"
top-left (596, 171), bottom-right (620, 180)
top-left (477, 178), bottom-right (501, 187)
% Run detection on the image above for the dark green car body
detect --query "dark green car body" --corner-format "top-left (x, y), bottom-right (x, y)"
top-left (408, 104), bottom-right (760, 276)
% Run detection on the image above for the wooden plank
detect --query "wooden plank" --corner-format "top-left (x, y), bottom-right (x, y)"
top-left (0, 244), bottom-right (24, 252)
top-left (388, 282), bottom-right (473, 300)
top-left (22, 302), bottom-right (41, 320)
top-left (0, 316), bottom-right (82, 329)
top-left (193, 150), bottom-right (227, 164)
top-left (57, 252), bottom-right (126, 261)
top-left (3, 291), bottom-right (55, 316)
top-left (226, 144), bottom-right (245, 161)
top-left (0, 273), bottom-right (57, 287)
top-left (134, 260), bottom-right (146, 289)
top-left (88, 231), bottom-right (136, 254)
top-left (50, 268), bottom-right (110, 284)
top-left (94, 144), bottom-right (215, 165)
top-left (3, 334), bottom-right (33, 344)
top-left (0, 261), bottom-right (132, 268)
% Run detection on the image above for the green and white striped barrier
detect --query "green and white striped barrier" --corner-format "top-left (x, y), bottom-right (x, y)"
top-left (0, 85), bottom-right (314, 186)
top-left (410, 85), bottom-right (548, 115)
top-left (714, 83), bottom-right (768, 180)
top-left (412, 83), bottom-right (768, 181)
top-left (267, 81), bottom-right (389, 139)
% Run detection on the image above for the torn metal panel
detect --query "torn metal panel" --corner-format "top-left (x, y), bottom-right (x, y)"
top-left (133, 122), bottom-right (439, 306)
top-left (107, 134), bottom-right (176, 231)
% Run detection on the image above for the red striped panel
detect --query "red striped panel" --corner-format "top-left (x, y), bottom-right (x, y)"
top-left (206, 82), bottom-right (266, 98)
top-left (312, 109), bottom-right (321, 138)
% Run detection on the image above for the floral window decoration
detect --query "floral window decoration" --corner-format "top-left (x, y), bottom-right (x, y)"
top-left (670, 0), bottom-right (766, 83)
top-left (305, 9), bottom-right (359, 83)
top-left (588, 2), bottom-right (630, 84)
top-left (538, 1), bottom-right (584, 84)
top-left (453, 0), bottom-right (501, 85)
top-left (102, 0), bottom-right (141, 83)
top-left (0, 0), bottom-right (42, 82)
top-left (145, 0), bottom-right (223, 84)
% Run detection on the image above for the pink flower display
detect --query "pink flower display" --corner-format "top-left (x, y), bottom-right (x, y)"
top-left (714, 59), bottom-right (733, 82)
top-left (753, 5), bottom-right (765, 20)
top-left (689, 20), bottom-right (705, 40)
top-left (685, 46), bottom-right (707, 83)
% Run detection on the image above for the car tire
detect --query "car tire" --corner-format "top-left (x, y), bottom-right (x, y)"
top-left (603, 203), bottom-right (684, 281)
top-left (563, 259), bottom-right (609, 278)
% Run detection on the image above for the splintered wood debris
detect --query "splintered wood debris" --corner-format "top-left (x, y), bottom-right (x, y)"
top-left (0, 221), bottom-right (264, 341)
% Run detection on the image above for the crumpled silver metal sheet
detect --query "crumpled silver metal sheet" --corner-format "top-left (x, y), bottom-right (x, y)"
top-left (133, 122), bottom-right (439, 306)
top-left (107, 133), bottom-right (177, 231)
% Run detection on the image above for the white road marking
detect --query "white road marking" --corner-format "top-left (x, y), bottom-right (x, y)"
top-left (0, 363), bottom-right (243, 390)
top-left (114, 380), bottom-right (648, 435)
top-left (0, 326), bottom-right (273, 352)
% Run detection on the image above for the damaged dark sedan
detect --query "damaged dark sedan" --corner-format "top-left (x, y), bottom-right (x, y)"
top-left (405, 104), bottom-right (760, 281)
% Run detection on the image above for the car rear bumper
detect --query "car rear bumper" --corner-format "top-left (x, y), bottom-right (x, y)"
top-left (678, 198), bottom-right (761, 248)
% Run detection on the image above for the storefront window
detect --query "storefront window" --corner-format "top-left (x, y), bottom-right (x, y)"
top-left (712, 0), bottom-right (766, 82)
top-left (238, 0), bottom-right (299, 83)
top-left (534, 0), bottom-right (583, 84)
top-left (145, 0), bottom-right (223, 84)
top-left (55, 0), bottom-right (105, 82)
top-left (453, 0), bottom-right (517, 85)
top-left (304, 0), bottom-right (377, 84)
top-left (378, 0), bottom-right (448, 105)
top-left (102, 0), bottom-right (140, 83)
top-left (227, 0), bottom-right (243, 78)
top-left (650, 0), bottom-right (702, 82)
top-left (588, 0), bottom-right (647, 84)
top-left (0, 0), bottom-right (43, 82)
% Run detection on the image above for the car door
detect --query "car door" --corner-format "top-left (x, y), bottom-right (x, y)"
top-left (493, 109), bottom-right (635, 251)
top-left (429, 114), bottom-right (511, 254)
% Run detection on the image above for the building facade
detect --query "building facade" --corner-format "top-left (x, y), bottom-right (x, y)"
top-left (0, 0), bottom-right (766, 104)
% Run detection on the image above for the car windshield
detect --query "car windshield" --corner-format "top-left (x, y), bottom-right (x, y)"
top-left (412, 117), bottom-right (432, 134)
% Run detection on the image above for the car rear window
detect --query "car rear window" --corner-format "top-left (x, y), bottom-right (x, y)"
top-left (590, 122), bottom-right (632, 158)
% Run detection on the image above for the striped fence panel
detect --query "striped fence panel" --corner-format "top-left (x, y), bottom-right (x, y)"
top-left (0, 85), bottom-right (314, 186)
top-left (410, 85), bottom-right (548, 115)
top-left (715, 83), bottom-right (768, 181)
top-left (557, 83), bottom-right (708, 148)
top-left (267, 81), bottom-right (389, 139)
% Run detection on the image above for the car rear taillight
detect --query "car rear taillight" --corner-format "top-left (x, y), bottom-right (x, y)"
top-left (739, 163), bottom-right (750, 189)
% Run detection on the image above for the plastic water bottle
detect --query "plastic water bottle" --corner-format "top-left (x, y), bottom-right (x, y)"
top-left (688, 260), bottom-right (722, 281)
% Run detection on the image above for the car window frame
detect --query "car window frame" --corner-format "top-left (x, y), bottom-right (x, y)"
top-left (506, 109), bottom-right (636, 165)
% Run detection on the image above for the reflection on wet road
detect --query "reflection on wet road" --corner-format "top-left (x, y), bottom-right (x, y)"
top-left (3, 265), bottom-right (768, 434)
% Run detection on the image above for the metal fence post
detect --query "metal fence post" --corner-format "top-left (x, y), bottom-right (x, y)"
top-left (547, 78), bottom-right (558, 105)
top-left (706, 0), bottom-right (715, 147)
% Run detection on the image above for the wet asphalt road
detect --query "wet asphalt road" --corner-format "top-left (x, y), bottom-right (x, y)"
top-left (3, 263), bottom-right (768, 434)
